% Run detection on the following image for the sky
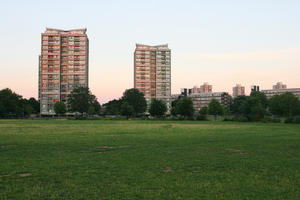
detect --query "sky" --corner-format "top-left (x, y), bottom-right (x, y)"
top-left (0, 0), bottom-right (299, 103)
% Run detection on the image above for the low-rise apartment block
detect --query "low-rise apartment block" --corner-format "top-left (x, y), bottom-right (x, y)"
top-left (261, 88), bottom-right (300, 100)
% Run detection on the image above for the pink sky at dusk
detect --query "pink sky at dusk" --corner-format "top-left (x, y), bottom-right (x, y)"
top-left (0, 1), bottom-right (300, 104)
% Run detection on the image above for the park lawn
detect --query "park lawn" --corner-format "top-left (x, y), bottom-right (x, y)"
top-left (0, 120), bottom-right (300, 200)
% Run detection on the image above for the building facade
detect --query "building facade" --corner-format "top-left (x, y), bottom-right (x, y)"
top-left (134, 44), bottom-right (171, 109)
top-left (200, 82), bottom-right (212, 93)
top-left (189, 92), bottom-right (230, 112)
top-left (232, 84), bottom-right (245, 98)
top-left (273, 82), bottom-right (287, 90)
top-left (251, 85), bottom-right (260, 92)
top-left (39, 28), bottom-right (89, 115)
top-left (171, 90), bottom-right (230, 113)
top-left (261, 88), bottom-right (300, 100)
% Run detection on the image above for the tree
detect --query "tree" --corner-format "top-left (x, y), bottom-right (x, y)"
top-left (28, 97), bottom-right (40, 114)
top-left (174, 97), bottom-right (194, 119)
top-left (170, 99), bottom-right (180, 116)
top-left (199, 106), bottom-right (208, 116)
top-left (92, 100), bottom-right (101, 115)
top-left (208, 99), bottom-right (224, 120)
top-left (149, 99), bottom-right (167, 117)
top-left (121, 88), bottom-right (147, 116)
top-left (67, 87), bottom-right (99, 114)
top-left (246, 92), bottom-right (268, 121)
top-left (269, 92), bottom-right (300, 117)
top-left (103, 99), bottom-right (122, 115)
top-left (0, 88), bottom-right (23, 117)
top-left (121, 102), bottom-right (134, 119)
top-left (230, 92), bottom-right (268, 121)
top-left (197, 106), bottom-right (208, 120)
top-left (54, 101), bottom-right (66, 116)
top-left (231, 95), bottom-right (248, 115)
top-left (24, 104), bottom-right (34, 117)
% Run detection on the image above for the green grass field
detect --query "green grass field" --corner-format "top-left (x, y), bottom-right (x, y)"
top-left (1, 120), bottom-right (300, 199)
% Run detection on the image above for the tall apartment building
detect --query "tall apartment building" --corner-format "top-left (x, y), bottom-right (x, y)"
top-left (200, 82), bottom-right (212, 93)
top-left (273, 82), bottom-right (287, 90)
top-left (134, 44), bottom-right (171, 109)
top-left (232, 84), bottom-right (245, 98)
top-left (39, 28), bottom-right (89, 115)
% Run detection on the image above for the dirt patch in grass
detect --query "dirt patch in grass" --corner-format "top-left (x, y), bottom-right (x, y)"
top-left (0, 174), bottom-right (10, 178)
top-left (1, 145), bottom-right (17, 148)
top-left (173, 124), bottom-right (250, 129)
top-left (97, 145), bottom-right (131, 149)
top-left (19, 173), bottom-right (31, 177)
top-left (164, 166), bottom-right (173, 173)
top-left (225, 148), bottom-right (246, 154)
top-left (79, 145), bottom-right (132, 154)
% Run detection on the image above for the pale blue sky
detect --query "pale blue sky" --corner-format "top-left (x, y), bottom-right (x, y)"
top-left (0, 0), bottom-right (299, 103)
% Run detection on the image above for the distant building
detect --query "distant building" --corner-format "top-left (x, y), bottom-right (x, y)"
top-left (134, 44), bottom-right (171, 110)
top-left (189, 92), bottom-right (231, 112)
top-left (273, 82), bottom-right (287, 90)
top-left (261, 88), bottom-right (300, 100)
top-left (232, 84), bottom-right (245, 98)
top-left (192, 85), bottom-right (201, 94)
top-left (251, 85), bottom-right (260, 92)
top-left (172, 88), bottom-right (230, 113)
top-left (180, 88), bottom-right (192, 96)
top-left (200, 82), bottom-right (212, 93)
top-left (39, 28), bottom-right (89, 115)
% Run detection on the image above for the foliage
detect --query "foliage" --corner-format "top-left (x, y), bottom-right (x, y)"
top-left (103, 99), bottom-right (122, 115)
top-left (149, 99), bottom-right (167, 117)
top-left (54, 101), bottom-right (67, 115)
top-left (230, 95), bottom-right (248, 115)
top-left (292, 116), bottom-right (300, 124)
top-left (0, 88), bottom-right (22, 117)
top-left (232, 115), bottom-right (249, 122)
top-left (28, 97), bottom-right (40, 114)
top-left (230, 92), bottom-right (268, 121)
top-left (170, 99), bottom-right (179, 116)
top-left (67, 87), bottom-right (100, 114)
top-left (92, 100), bottom-right (101, 115)
top-left (120, 102), bottom-right (135, 118)
top-left (197, 107), bottom-right (208, 121)
top-left (0, 88), bottom-right (38, 118)
top-left (285, 116), bottom-right (300, 124)
top-left (88, 106), bottom-right (96, 115)
top-left (208, 99), bottom-right (224, 120)
top-left (121, 88), bottom-right (147, 115)
top-left (199, 106), bottom-right (208, 116)
top-left (171, 97), bottom-right (194, 119)
top-left (269, 92), bottom-right (300, 117)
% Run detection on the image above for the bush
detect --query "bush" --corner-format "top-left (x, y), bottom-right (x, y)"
top-left (285, 117), bottom-right (293, 123)
top-left (196, 114), bottom-right (208, 121)
top-left (261, 117), bottom-right (281, 123)
top-left (223, 116), bottom-right (233, 121)
top-left (292, 116), bottom-right (300, 124)
top-left (75, 115), bottom-right (87, 120)
top-left (272, 118), bottom-right (281, 123)
top-left (232, 115), bottom-right (248, 122)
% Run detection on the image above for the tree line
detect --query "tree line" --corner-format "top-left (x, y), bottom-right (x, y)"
top-left (1, 87), bottom-right (300, 123)
top-left (0, 88), bottom-right (39, 118)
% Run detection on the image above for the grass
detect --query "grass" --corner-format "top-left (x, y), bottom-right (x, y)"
top-left (0, 120), bottom-right (300, 199)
